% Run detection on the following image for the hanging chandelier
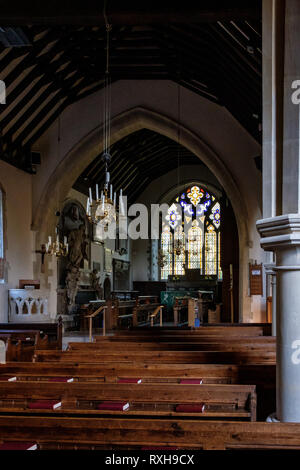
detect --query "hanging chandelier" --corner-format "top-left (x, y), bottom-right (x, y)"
top-left (86, 16), bottom-right (125, 227)
top-left (172, 239), bottom-right (184, 256)
top-left (169, 82), bottom-right (184, 259)
top-left (45, 226), bottom-right (68, 258)
top-left (157, 249), bottom-right (166, 268)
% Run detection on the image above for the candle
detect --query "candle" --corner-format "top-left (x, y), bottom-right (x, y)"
top-left (114, 192), bottom-right (116, 206)
top-left (64, 236), bottom-right (67, 245)
top-left (96, 184), bottom-right (99, 200)
top-left (110, 184), bottom-right (112, 200)
top-left (119, 193), bottom-right (124, 215)
top-left (48, 236), bottom-right (51, 244)
top-left (89, 187), bottom-right (92, 201)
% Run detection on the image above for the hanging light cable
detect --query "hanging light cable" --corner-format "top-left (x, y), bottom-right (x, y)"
top-left (45, 109), bottom-right (68, 257)
top-left (86, 1), bottom-right (125, 227)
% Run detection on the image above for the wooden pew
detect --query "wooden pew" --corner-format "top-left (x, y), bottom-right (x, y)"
top-left (0, 318), bottom-right (62, 349)
top-left (0, 361), bottom-right (275, 385)
top-left (33, 349), bottom-right (276, 365)
top-left (112, 325), bottom-right (268, 336)
top-left (0, 381), bottom-right (256, 421)
top-left (94, 335), bottom-right (276, 344)
top-left (1, 416), bottom-right (300, 450)
top-left (0, 336), bottom-right (37, 362)
top-left (0, 362), bottom-right (274, 421)
top-left (132, 297), bottom-right (163, 327)
top-left (0, 327), bottom-right (62, 361)
top-left (67, 338), bottom-right (276, 353)
top-left (173, 297), bottom-right (188, 326)
top-left (110, 299), bottom-right (136, 328)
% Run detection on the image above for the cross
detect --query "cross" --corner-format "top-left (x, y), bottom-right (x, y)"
top-left (35, 244), bottom-right (47, 273)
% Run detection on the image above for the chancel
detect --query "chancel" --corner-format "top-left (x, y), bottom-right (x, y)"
top-left (1, 0), bottom-right (300, 452)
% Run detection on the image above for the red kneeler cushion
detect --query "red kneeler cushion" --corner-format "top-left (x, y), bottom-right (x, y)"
top-left (180, 379), bottom-right (203, 385)
top-left (175, 403), bottom-right (205, 413)
top-left (28, 400), bottom-right (61, 410)
top-left (0, 441), bottom-right (37, 450)
top-left (97, 401), bottom-right (129, 411)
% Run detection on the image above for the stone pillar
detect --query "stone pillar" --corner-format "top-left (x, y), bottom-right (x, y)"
top-left (265, 263), bottom-right (277, 335)
top-left (258, 0), bottom-right (300, 422)
top-left (271, 271), bottom-right (277, 336)
top-left (257, 215), bottom-right (300, 421)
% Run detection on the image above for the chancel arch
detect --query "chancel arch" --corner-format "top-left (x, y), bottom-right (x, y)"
top-left (32, 105), bottom-right (252, 320)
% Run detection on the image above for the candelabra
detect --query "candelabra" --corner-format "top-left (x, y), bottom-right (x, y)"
top-left (86, 169), bottom-right (125, 227)
top-left (157, 249), bottom-right (166, 268)
top-left (45, 227), bottom-right (68, 257)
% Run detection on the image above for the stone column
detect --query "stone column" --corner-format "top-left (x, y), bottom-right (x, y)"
top-left (265, 263), bottom-right (277, 336)
top-left (271, 270), bottom-right (277, 336)
top-left (258, 0), bottom-right (300, 422)
top-left (257, 215), bottom-right (300, 421)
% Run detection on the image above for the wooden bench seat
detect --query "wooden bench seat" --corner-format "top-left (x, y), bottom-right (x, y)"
top-left (34, 349), bottom-right (276, 365)
top-left (0, 381), bottom-right (256, 420)
top-left (0, 320), bottom-right (62, 349)
top-left (68, 340), bottom-right (275, 352)
top-left (94, 335), bottom-right (276, 343)
top-left (0, 361), bottom-right (275, 384)
top-left (113, 326), bottom-right (268, 336)
top-left (0, 415), bottom-right (300, 450)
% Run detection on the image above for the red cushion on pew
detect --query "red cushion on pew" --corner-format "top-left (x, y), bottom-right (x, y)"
top-left (0, 376), bottom-right (16, 381)
top-left (180, 379), bottom-right (203, 385)
top-left (97, 401), bottom-right (129, 411)
top-left (0, 441), bottom-right (37, 450)
top-left (28, 400), bottom-right (61, 410)
top-left (175, 403), bottom-right (205, 413)
top-left (118, 378), bottom-right (142, 384)
top-left (48, 377), bottom-right (74, 383)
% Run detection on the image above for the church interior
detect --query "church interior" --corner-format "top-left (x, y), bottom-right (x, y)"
top-left (0, 0), bottom-right (300, 452)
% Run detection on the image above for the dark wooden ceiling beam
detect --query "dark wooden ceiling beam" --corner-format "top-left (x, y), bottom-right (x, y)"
top-left (0, 1), bottom-right (261, 25)
top-left (6, 67), bottom-right (84, 141)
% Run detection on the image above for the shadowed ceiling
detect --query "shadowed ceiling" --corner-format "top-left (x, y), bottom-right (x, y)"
top-left (73, 128), bottom-right (205, 205)
top-left (0, 1), bottom-right (262, 175)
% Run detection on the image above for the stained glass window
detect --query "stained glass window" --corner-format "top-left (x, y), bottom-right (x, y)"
top-left (188, 220), bottom-right (202, 271)
top-left (205, 225), bottom-right (217, 275)
top-left (160, 185), bottom-right (221, 280)
top-left (174, 227), bottom-right (185, 276)
top-left (160, 227), bottom-right (173, 280)
top-left (218, 232), bottom-right (222, 280)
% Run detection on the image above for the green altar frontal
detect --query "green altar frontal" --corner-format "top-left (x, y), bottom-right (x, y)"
top-left (160, 290), bottom-right (199, 310)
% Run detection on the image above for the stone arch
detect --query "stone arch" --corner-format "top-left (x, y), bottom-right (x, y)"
top-left (33, 106), bottom-right (250, 319)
